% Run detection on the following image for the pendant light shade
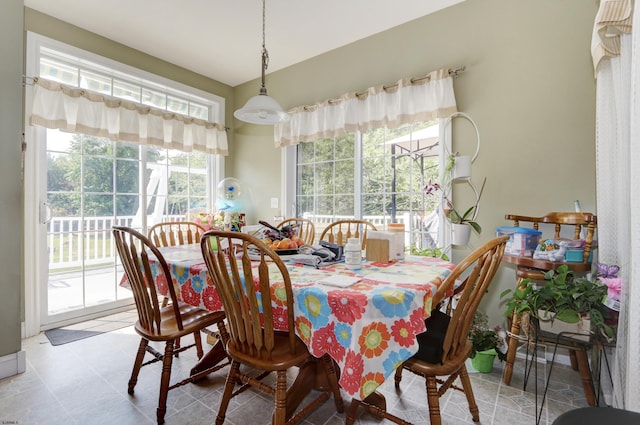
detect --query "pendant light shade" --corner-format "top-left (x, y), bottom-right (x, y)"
top-left (234, 91), bottom-right (289, 124)
top-left (234, 0), bottom-right (289, 125)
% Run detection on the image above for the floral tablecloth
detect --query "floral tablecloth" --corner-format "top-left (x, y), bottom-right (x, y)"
top-left (122, 244), bottom-right (455, 400)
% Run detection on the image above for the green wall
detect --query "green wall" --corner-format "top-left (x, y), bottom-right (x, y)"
top-left (232, 0), bottom-right (599, 326)
top-left (0, 0), bottom-right (23, 360)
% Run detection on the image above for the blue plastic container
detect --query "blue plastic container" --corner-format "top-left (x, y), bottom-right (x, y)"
top-left (495, 226), bottom-right (543, 256)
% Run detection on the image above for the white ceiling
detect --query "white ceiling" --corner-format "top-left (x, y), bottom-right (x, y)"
top-left (24, 0), bottom-right (464, 87)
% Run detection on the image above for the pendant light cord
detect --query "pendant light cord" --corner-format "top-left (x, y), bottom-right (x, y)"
top-left (260, 0), bottom-right (269, 95)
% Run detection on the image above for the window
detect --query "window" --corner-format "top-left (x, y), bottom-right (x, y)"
top-left (293, 121), bottom-right (442, 250)
top-left (25, 32), bottom-right (226, 327)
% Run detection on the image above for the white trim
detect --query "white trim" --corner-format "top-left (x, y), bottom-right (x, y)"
top-left (281, 146), bottom-right (296, 218)
top-left (439, 118), bottom-right (452, 249)
top-left (27, 32), bottom-right (226, 123)
top-left (0, 350), bottom-right (26, 380)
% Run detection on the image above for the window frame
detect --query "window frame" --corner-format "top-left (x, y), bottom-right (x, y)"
top-left (23, 31), bottom-right (227, 335)
top-left (282, 122), bottom-right (452, 250)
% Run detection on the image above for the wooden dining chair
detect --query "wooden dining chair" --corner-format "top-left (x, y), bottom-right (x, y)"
top-left (276, 217), bottom-right (316, 245)
top-left (319, 219), bottom-right (377, 249)
top-left (148, 221), bottom-right (210, 349)
top-left (148, 221), bottom-right (206, 248)
top-left (346, 235), bottom-right (509, 425)
top-left (112, 226), bottom-right (229, 425)
top-left (200, 230), bottom-right (344, 425)
top-left (501, 212), bottom-right (597, 392)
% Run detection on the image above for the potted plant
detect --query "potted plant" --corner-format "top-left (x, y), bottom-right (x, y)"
top-left (423, 177), bottom-right (486, 246)
top-left (469, 311), bottom-right (507, 372)
top-left (500, 265), bottom-right (615, 341)
top-left (444, 176), bottom-right (486, 234)
top-left (410, 245), bottom-right (449, 261)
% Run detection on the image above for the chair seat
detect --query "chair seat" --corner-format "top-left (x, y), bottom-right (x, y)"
top-left (226, 331), bottom-right (312, 371)
top-left (402, 341), bottom-right (472, 376)
top-left (515, 267), bottom-right (547, 280)
top-left (134, 304), bottom-right (225, 342)
top-left (552, 407), bottom-right (640, 425)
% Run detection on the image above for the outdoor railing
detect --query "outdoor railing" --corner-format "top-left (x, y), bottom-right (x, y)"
top-left (48, 212), bottom-right (436, 270)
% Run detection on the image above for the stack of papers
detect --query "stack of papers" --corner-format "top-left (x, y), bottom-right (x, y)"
top-left (317, 275), bottom-right (360, 288)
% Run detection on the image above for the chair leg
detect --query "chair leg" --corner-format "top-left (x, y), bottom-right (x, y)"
top-left (128, 338), bottom-right (148, 394)
top-left (273, 370), bottom-right (287, 425)
top-left (503, 310), bottom-right (521, 385)
top-left (156, 340), bottom-right (175, 425)
top-left (394, 364), bottom-right (404, 388)
top-left (322, 354), bottom-right (344, 412)
top-left (458, 364), bottom-right (480, 422)
top-left (504, 277), bottom-right (529, 385)
top-left (217, 320), bottom-right (230, 346)
top-left (193, 330), bottom-right (204, 359)
top-left (569, 349), bottom-right (579, 370)
top-left (575, 350), bottom-right (597, 406)
top-left (425, 376), bottom-right (443, 425)
top-left (216, 361), bottom-right (240, 425)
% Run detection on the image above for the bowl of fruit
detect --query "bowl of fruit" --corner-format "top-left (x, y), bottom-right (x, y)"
top-left (259, 220), bottom-right (305, 255)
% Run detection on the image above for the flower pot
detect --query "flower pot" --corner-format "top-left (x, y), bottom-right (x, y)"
top-left (452, 223), bottom-right (472, 246)
top-left (537, 310), bottom-right (591, 342)
top-left (471, 348), bottom-right (497, 373)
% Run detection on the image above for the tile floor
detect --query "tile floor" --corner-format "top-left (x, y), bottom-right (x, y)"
top-left (0, 311), bottom-right (597, 425)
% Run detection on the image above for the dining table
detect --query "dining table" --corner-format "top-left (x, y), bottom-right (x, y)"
top-left (120, 242), bottom-right (456, 405)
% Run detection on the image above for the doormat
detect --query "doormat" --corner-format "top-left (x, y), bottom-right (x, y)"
top-left (44, 328), bottom-right (104, 346)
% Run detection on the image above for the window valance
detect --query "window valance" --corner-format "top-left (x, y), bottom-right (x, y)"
top-left (591, 0), bottom-right (633, 75)
top-left (274, 68), bottom-right (457, 147)
top-left (29, 78), bottom-right (228, 156)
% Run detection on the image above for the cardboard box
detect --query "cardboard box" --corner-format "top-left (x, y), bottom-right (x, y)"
top-left (365, 239), bottom-right (391, 262)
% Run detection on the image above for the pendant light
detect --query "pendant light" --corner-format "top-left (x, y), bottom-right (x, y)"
top-left (234, 0), bottom-right (290, 125)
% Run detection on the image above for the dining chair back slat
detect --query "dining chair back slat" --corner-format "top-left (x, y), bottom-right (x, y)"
top-left (114, 227), bottom-right (182, 333)
top-left (112, 226), bottom-right (228, 425)
top-left (320, 219), bottom-right (377, 249)
top-left (277, 217), bottom-right (316, 245)
top-left (200, 230), bottom-right (343, 425)
top-left (202, 232), bottom-right (296, 360)
top-left (148, 221), bottom-right (206, 248)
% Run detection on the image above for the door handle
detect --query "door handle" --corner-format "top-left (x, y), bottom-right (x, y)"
top-left (40, 202), bottom-right (52, 224)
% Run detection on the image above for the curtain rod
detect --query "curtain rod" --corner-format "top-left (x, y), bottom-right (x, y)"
top-left (320, 65), bottom-right (465, 105)
top-left (376, 66), bottom-right (466, 93)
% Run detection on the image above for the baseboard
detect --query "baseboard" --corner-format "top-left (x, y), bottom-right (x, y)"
top-left (0, 350), bottom-right (26, 380)
top-left (515, 345), bottom-right (572, 366)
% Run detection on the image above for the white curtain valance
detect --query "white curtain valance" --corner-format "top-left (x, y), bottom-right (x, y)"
top-left (274, 68), bottom-right (457, 147)
top-left (29, 78), bottom-right (228, 156)
top-left (591, 0), bottom-right (633, 75)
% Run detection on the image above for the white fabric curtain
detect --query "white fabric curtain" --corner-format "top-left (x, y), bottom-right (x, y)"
top-left (29, 78), bottom-right (229, 156)
top-left (274, 68), bottom-right (457, 147)
top-left (591, 0), bottom-right (639, 410)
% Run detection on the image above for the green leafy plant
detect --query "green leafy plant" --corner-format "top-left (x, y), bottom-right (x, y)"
top-left (443, 177), bottom-right (486, 235)
top-left (469, 311), bottom-right (507, 361)
top-left (409, 245), bottom-right (449, 261)
top-left (500, 265), bottom-right (615, 339)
